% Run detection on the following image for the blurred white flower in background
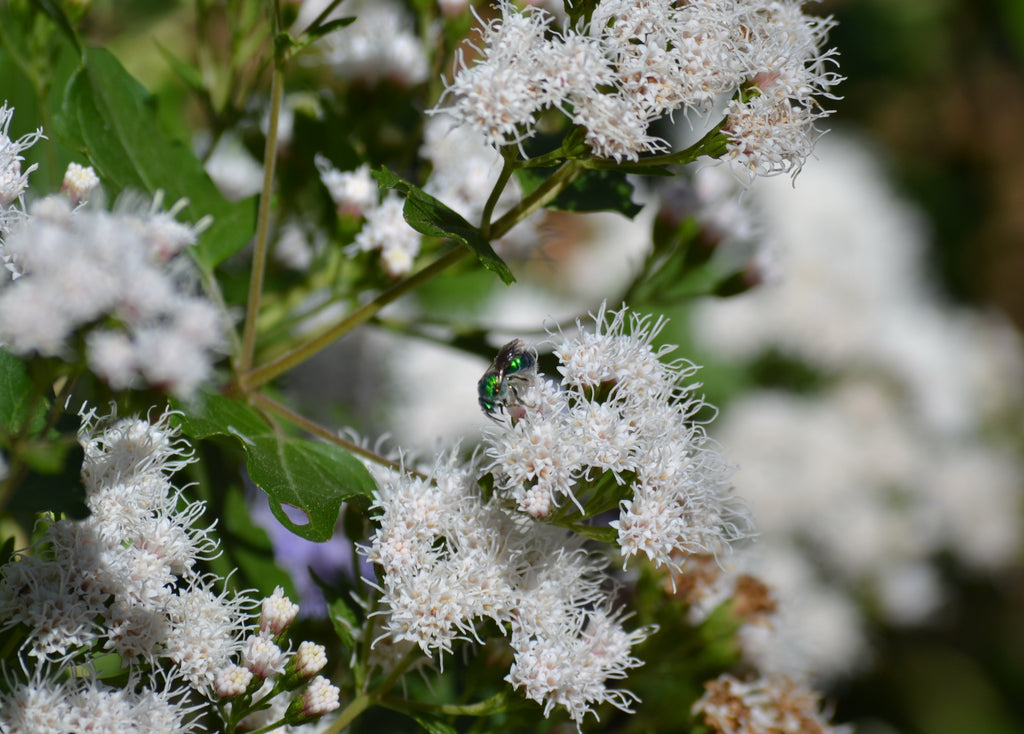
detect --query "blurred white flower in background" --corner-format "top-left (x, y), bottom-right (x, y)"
top-left (693, 132), bottom-right (1024, 679)
top-left (302, 0), bottom-right (428, 87)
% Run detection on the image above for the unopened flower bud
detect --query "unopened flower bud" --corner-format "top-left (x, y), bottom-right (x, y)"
top-left (214, 664), bottom-right (254, 698)
top-left (61, 162), bottom-right (100, 206)
top-left (260, 585), bottom-right (300, 636)
top-left (294, 641), bottom-right (328, 679)
top-left (288, 676), bottom-right (340, 719)
top-left (242, 633), bottom-right (287, 679)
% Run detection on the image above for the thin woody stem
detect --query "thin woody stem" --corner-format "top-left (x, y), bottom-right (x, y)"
top-left (237, 48), bottom-right (285, 379)
top-left (242, 246), bottom-right (470, 390)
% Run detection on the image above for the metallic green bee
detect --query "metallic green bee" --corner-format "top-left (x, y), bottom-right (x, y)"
top-left (478, 338), bottom-right (537, 420)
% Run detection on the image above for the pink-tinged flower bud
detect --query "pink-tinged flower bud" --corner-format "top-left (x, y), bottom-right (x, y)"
top-left (242, 633), bottom-right (287, 679)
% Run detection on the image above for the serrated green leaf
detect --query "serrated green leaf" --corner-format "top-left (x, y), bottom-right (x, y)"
top-left (0, 349), bottom-right (47, 437)
top-left (173, 393), bottom-right (377, 542)
top-left (515, 166), bottom-right (642, 218)
top-left (61, 47), bottom-right (256, 269)
top-left (373, 167), bottom-right (515, 285)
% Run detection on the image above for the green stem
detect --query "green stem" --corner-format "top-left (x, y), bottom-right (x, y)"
top-left (243, 147), bottom-right (585, 391)
top-left (238, 46), bottom-right (285, 380)
top-left (321, 651), bottom-right (420, 734)
top-left (242, 246), bottom-right (470, 390)
top-left (489, 158), bottom-right (583, 239)
top-left (479, 149), bottom-right (516, 239)
top-left (379, 690), bottom-right (509, 717)
top-left (590, 117), bottom-right (730, 170)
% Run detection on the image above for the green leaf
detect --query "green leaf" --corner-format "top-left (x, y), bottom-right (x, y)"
top-left (10, 441), bottom-right (89, 519)
top-left (411, 715), bottom-right (458, 734)
top-left (301, 16), bottom-right (357, 44)
top-left (60, 47), bottom-right (256, 269)
top-left (324, 584), bottom-right (361, 651)
top-left (569, 524), bottom-right (618, 544)
top-left (29, 0), bottom-right (81, 54)
top-left (0, 535), bottom-right (14, 565)
top-left (515, 166), bottom-right (642, 218)
top-left (373, 167), bottom-right (515, 285)
top-left (20, 437), bottom-right (77, 474)
top-left (173, 393), bottom-right (377, 542)
top-left (0, 350), bottom-right (47, 437)
top-left (564, 0), bottom-right (600, 27)
top-left (154, 41), bottom-right (206, 95)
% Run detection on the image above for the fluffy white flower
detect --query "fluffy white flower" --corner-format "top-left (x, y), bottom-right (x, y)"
top-left (436, 0), bottom-right (839, 172)
top-left (297, 675), bottom-right (341, 717)
top-left (60, 162), bottom-right (100, 206)
top-left (295, 641), bottom-right (328, 678)
top-left (348, 193), bottom-right (421, 277)
top-left (0, 101), bottom-right (44, 209)
top-left (242, 632), bottom-right (288, 679)
top-left (365, 452), bottom-right (652, 724)
top-left (312, 0), bottom-right (428, 86)
top-left (0, 406), bottom-right (251, 690)
top-left (316, 157), bottom-right (377, 217)
top-left (0, 667), bottom-right (203, 734)
top-left (0, 193), bottom-right (225, 396)
top-left (261, 585), bottom-right (300, 635)
top-left (483, 303), bottom-right (752, 570)
top-left (214, 664), bottom-right (254, 699)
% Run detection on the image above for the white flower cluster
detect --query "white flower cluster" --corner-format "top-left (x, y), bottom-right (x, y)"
top-left (310, 0), bottom-right (428, 86)
top-left (720, 384), bottom-right (1022, 619)
top-left (364, 453), bottom-right (655, 726)
top-left (0, 666), bottom-right (202, 734)
top-left (0, 407), bottom-right (250, 686)
top-left (674, 544), bottom-right (867, 682)
top-left (215, 588), bottom-right (341, 731)
top-left (436, 0), bottom-right (840, 172)
top-left (0, 192), bottom-right (225, 396)
top-left (316, 156), bottom-right (422, 278)
top-left (485, 304), bottom-right (751, 572)
top-left (364, 305), bottom-right (755, 724)
top-left (688, 134), bottom-right (1024, 676)
top-left (316, 111), bottom-right (546, 279)
top-left (0, 101), bottom-right (44, 235)
top-left (421, 113), bottom-right (540, 255)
